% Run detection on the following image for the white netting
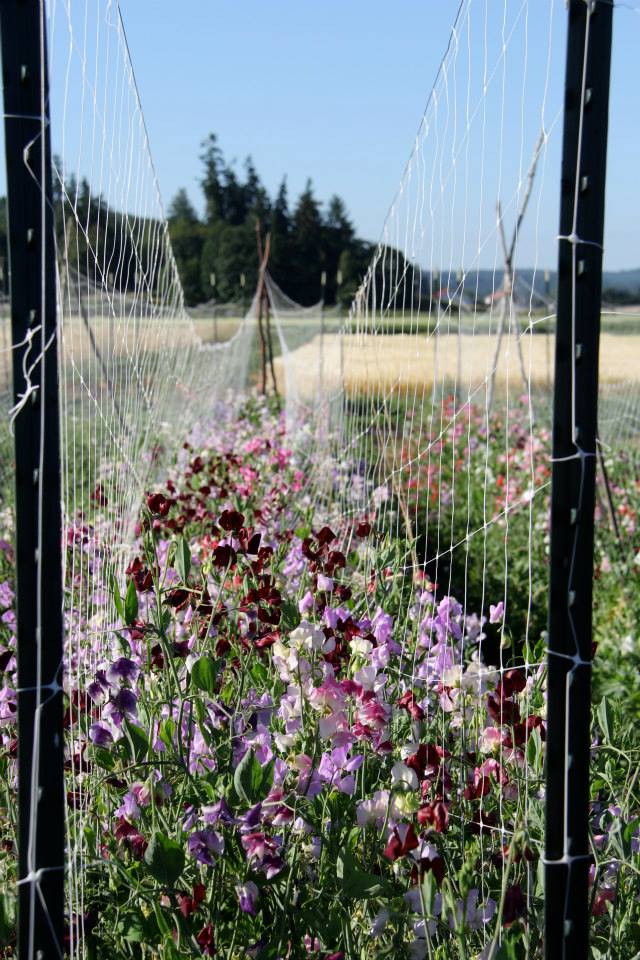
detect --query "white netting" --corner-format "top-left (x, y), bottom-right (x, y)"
top-left (2, 0), bottom-right (639, 957)
top-left (274, 0), bottom-right (562, 950)
top-left (7, 1), bottom-right (254, 953)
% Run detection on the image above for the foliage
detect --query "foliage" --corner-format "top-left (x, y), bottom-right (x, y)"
top-left (0, 395), bottom-right (637, 957)
top-left (168, 133), bottom-right (374, 307)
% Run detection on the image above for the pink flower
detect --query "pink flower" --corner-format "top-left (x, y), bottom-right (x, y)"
top-left (489, 602), bottom-right (504, 624)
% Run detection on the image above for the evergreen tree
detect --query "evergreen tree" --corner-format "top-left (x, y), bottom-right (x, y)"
top-left (220, 163), bottom-right (248, 226)
top-left (269, 177), bottom-right (291, 287)
top-left (243, 157), bottom-right (271, 227)
top-left (323, 194), bottom-right (355, 304)
top-left (200, 220), bottom-right (256, 304)
top-left (168, 189), bottom-right (205, 305)
top-left (290, 179), bottom-right (324, 304)
top-left (200, 133), bottom-right (226, 224)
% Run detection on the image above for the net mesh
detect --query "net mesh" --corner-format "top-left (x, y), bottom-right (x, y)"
top-left (1, 0), bottom-right (639, 956)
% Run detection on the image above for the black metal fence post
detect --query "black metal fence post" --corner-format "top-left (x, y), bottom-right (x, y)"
top-left (545, 1), bottom-right (613, 957)
top-left (0, 1), bottom-right (65, 956)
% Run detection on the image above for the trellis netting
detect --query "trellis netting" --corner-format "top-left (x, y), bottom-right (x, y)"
top-left (1, 0), bottom-right (255, 952)
top-left (269, 1), bottom-right (567, 945)
top-left (1, 0), bottom-right (639, 957)
top-left (267, 0), bottom-right (638, 954)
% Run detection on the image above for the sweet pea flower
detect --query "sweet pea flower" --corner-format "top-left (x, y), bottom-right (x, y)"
top-left (317, 573), bottom-right (334, 592)
top-left (88, 722), bottom-right (113, 747)
top-left (391, 761), bottom-right (419, 791)
top-left (0, 581), bottom-right (14, 610)
top-left (489, 601), bottom-right (505, 624)
top-left (357, 789), bottom-right (392, 828)
top-left (298, 590), bottom-right (315, 614)
top-left (236, 881), bottom-right (259, 916)
top-left (372, 608), bottom-right (393, 644)
top-left (188, 829), bottom-right (224, 866)
top-left (317, 747), bottom-right (364, 795)
top-left (106, 657), bottom-right (140, 687)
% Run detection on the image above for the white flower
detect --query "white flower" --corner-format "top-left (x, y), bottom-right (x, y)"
top-left (353, 665), bottom-right (378, 691)
top-left (461, 659), bottom-right (499, 696)
top-left (289, 621), bottom-right (326, 652)
top-left (391, 761), bottom-right (419, 791)
top-left (350, 636), bottom-right (373, 656)
top-left (356, 789), bottom-right (390, 827)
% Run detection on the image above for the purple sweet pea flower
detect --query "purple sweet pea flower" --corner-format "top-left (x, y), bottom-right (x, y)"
top-left (106, 657), bottom-right (140, 687)
top-left (298, 590), bottom-right (315, 614)
top-left (87, 680), bottom-right (108, 705)
top-left (202, 798), bottom-right (235, 826)
top-left (236, 881), bottom-right (259, 916)
top-left (317, 747), bottom-right (364, 796)
top-left (188, 829), bottom-right (224, 866)
top-left (372, 608), bottom-right (393, 645)
top-left (0, 581), bottom-right (14, 610)
top-left (89, 722), bottom-right (113, 747)
top-left (238, 803), bottom-right (263, 831)
top-left (116, 792), bottom-right (141, 820)
top-left (105, 688), bottom-right (138, 724)
top-left (317, 574), bottom-right (334, 593)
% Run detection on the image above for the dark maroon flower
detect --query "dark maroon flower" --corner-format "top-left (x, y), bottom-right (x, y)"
top-left (125, 557), bottom-right (153, 592)
top-left (213, 544), bottom-right (236, 567)
top-left (497, 668), bottom-right (527, 699)
top-left (91, 484), bottom-right (108, 507)
top-left (355, 521), bottom-right (371, 537)
top-left (301, 537), bottom-right (320, 560)
top-left (487, 693), bottom-right (520, 725)
top-left (114, 817), bottom-right (147, 859)
top-left (247, 532), bottom-right (262, 555)
top-left (397, 690), bottom-right (425, 721)
top-left (503, 883), bottom-right (526, 925)
top-left (196, 923), bottom-right (215, 955)
top-left (218, 509), bottom-right (244, 531)
top-left (384, 824), bottom-right (419, 861)
top-left (417, 801), bottom-right (449, 832)
top-left (166, 588), bottom-right (190, 609)
top-left (146, 492), bottom-right (172, 517)
top-left (316, 526), bottom-right (336, 546)
top-left (258, 606), bottom-right (280, 625)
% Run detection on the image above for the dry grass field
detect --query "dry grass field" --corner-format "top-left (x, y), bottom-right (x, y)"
top-left (272, 329), bottom-right (640, 398)
top-left (1, 308), bottom-right (637, 400)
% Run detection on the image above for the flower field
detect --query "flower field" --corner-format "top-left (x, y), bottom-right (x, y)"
top-left (0, 395), bottom-right (639, 959)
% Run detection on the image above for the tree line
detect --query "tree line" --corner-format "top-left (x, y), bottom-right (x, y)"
top-left (0, 137), bottom-right (408, 310)
top-left (168, 133), bottom-right (374, 307)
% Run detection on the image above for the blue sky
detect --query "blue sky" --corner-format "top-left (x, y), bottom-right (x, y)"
top-left (2, 1), bottom-right (640, 270)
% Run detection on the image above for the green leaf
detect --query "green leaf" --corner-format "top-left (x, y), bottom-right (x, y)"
top-left (597, 696), bottom-right (614, 742)
top-left (144, 831), bottom-right (185, 886)
top-left (234, 749), bottom-right (265, 805)
top-left (116, 913), bottom-right (155, 943)
top-left (175, 538), bottom-right (191, 582)
top-left (110, 573), bottom-right (124, 621)
top-left (526, 726), bottom-right (543, 770)
top-left (336, 849), bottom-right (386, 899)
top-left (191, 656), bottom-right (218, 695)
top-left (158, 718), bottom-right (176, 751)
top-left (123, 721), bottom-right (149, 762)
top-left (281, 601), bottom-right (300, 631)
top-left (124, 577), bottom-right (138, 625)
top-left (92, 746), bottom-right (115, 770)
